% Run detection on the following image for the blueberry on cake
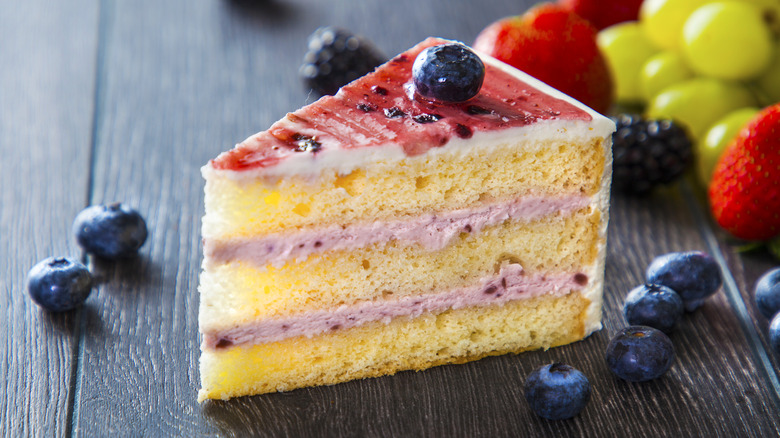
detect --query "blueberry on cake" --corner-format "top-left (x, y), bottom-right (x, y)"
top-left (198, 38), bottom-right (614, 401)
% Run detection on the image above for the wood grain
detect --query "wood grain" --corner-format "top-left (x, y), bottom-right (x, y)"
top-left (3, 0), bottom-right (779, 436)
top-left (0, 1), bottom-right (99, 436)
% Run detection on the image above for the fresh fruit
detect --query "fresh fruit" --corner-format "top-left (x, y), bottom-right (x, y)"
top-left (639, 0), bottom-right (710, 50)
top-left (754, 267), bottom-right (780, 319)
top-left (646, 251), bottom-right (722, 308)
top-left (605, 326), bottom-right (675, 382)
top-left (300, 27), bottom-right (386, 96)
top-left (610, 114), bottom-right (693, 194)
top-left (681, 2), bottom-right (772, 80)
top-left (597, 22), bottom-right (659, 103)
top-left (73, 203), bottom-right (148, 259)
top-left (624, 284), bottom-right (684, 333)
top-left (742, 0), bottom-right (780, 36)
top-left (770, 237), bottom-right (780, 261)
top-left (770, 313), bottom-right (780, 355)
top-left (696, 107), bottom-right (760, 186)
top-left (756, 46), bottom-right (780, 104)
top-left (639, 51), bottom-right (693, 102)
top-left (709, 104), bottom-right (780, 241)
top-left (523, 363), bottom-right (591, 420)
top-left (27, 257), bottom-right (93, 312)
top-left (646, 77), bottom-right (756, 140)
top-left (412, 43), bottom-right (485, 103)
top-left (559, 0), bottom-right (643, 30)
top-left (473, 3), bottom-right (613, 114)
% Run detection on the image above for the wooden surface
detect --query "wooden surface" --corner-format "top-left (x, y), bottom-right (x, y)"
top-left (2, 0), bottom-right (779, 436)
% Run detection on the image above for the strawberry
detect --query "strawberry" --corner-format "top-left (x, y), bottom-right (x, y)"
top-left (559, 0), bottom-right (643, 31)
top-left (709, 104), bottom-right (780, 241)
top-left (473, 3), bottom-right (614, 114)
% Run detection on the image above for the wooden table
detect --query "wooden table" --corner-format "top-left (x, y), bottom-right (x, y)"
top-left (3, 1), bottom-right (779, 436)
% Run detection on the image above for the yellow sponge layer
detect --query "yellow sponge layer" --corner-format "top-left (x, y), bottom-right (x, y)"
top-left (202, 138), bottom-right (607, 239)
top-left (198, 291), bottom-right (589, 401)
top-left (199, 208), bottom-right (601, 331)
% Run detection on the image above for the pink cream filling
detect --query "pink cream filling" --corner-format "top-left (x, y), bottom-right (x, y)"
top-left (203, 264), bottom-right (588, 349)
top-left (205, 194), bottom-right (591, 268)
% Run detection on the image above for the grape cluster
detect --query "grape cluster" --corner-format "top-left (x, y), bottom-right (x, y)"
top-left (597, 0), bottom-right (780, 186)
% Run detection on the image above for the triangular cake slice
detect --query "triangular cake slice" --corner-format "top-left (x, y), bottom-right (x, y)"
top-left (198, 38), bottom-right (614, 401)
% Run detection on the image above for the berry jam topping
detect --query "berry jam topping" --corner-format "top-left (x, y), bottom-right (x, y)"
top-left (412, 43), bottom-right (485, 103)
top-left (413, 113), bottom-right (443, 124)
top-left (466, 105), bottom-right (493, 115)
top-left (213, 38), bottom-right (592, 171)
top-left (357, 103), bottom-right (377, 112)
top-left (384, 107), bottom-right (406, 118)
top-left (391, 54), bottom-right (408, 64)
top-left (454, 123), bottom-right (473, 139)
top-left (291, 134), bottom-right (322, 153)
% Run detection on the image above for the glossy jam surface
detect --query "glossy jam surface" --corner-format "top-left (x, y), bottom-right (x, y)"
top-left (212, 38), bottom-right (592, 172)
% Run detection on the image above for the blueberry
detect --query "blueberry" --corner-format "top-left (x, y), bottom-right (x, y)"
top-left (523, 363), bottom-right (591, 420)
top-left (27, 257), bottom-right (93, 312)
top-left (624, 284), bottom-right (684, 333)
top-left (754, 267), bottom-right (780, 319)
top-left (73, 203), bottom-right (148, 259)
top-left (646, 251), bottom-right (722, 306)
top-left (682, 298), bottom-right (706, 313)
top-left (770, 313), bottom-right (780, 356)
top-left (412, 43), bottom-right (485, 103)
top-left (605, 326), bottom-right (675, 382)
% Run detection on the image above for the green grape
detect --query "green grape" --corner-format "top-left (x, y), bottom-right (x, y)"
top-left (682, 2), bottom-right (773, 80)
top-left (597, 22), bottom-right (659, 103)
top-left (640, 51), bottom-right (694, 101)
top-left (647, 78), bottom-right (756, 140)
top-left (696, 107), bottom-right (759, 186)
top-left (740, 0), bottom-right (780, 36)
top-left (756, 43), bottom-right (780, 103)
top-left (640, 0), bottom-right (709, 50)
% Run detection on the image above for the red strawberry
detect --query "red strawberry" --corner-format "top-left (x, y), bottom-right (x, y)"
top-left (559, 0), bottom-right (643, 30)
top-left (473, 3), bottom-right (614, 114)
top-left (709, 104), bottom-right (780, 241)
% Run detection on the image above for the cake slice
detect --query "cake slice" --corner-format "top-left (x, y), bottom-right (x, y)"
top-left (198, 38), bottom-right (615, 401)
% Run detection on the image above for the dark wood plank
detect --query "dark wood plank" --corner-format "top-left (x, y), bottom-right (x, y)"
top-left (71, 0), bottom-right (780, 436)
top-left (0, 1), bottom-right (99, 436)
top-left (683, 182), bottom-right (780, 398)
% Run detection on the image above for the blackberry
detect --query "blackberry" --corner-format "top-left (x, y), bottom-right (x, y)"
top-left (610, 115), bottom-right (693, 194)
top-left (300, 27), bottom-right (386, 96)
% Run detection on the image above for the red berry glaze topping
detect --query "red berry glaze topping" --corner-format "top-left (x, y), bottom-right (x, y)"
top-left (211, 38), bottom-right (592, 172)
